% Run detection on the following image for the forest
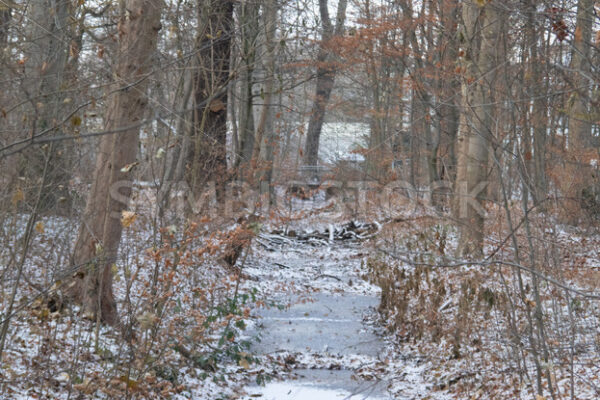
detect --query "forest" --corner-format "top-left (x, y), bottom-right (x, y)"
top-left (0, 0), bottom-right (599, 398)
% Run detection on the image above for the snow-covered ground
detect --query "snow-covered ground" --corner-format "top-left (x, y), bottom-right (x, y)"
top-left (3, 193), bottom-right (600, 399)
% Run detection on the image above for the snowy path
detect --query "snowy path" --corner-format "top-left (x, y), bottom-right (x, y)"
top-left (240, 234), bottom-right (393, 399)
top-left (244, 294), bottom-right (391, 399)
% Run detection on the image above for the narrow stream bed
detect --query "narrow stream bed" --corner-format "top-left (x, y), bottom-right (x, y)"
top-left (240, 234), bottom-right (393, 399)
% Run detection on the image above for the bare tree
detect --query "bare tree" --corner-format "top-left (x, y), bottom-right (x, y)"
top-left (560, 0), bottom-right (595, 223)
top-left (303, 0), bottom-right (348, 173)
top-left (20, 0), bottom-right (74, 213)
top-left (253, 0), bottom-right (279, 203)
top-left (236, 1), bottom-right (260, 171)
top-left (70, 0), bottom-right (163, 325)
top-left (187, 0), bottom-right (234, 200)
top-left (0, 4), bottom-right (9, 48)
top-left (454, 0), bottom-right (502, 257)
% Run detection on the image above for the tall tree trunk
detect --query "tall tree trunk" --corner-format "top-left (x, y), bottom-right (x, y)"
top-left (237, 2), bottom-right (259, 172)
top-left (455, 0), bottom-right (501, 257)
top-left (561, 0), bottom-right (594, 223)
top-left (70, 0), bottom-right (163, 326)
top-left (157, 66), bottom-right (194, 218)
top-left (188, 0), bottom-right (234, 201)
top-left (254, 0), bottom-right (278, 204)
top-left (437, 0), bottom-right (460, 183)
top-left (303, 0), bottom-right (348, 173)
top-left (525, 0), bottom-right (547, 206)
top-left (0, 6), bottom-right (9, 48)
top-left (22, 0), bottom-right (73, 213)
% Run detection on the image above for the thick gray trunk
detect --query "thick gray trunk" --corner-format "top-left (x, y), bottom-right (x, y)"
top-left (437, 0), bottom-right (460, 183)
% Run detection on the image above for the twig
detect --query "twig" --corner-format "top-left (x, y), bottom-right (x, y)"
top-left (315, 273), bottom-right (342, 282)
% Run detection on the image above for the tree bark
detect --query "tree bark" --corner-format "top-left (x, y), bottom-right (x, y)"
top-left (455, 0), bottom-right (501, 257)
top-left (561, 0), bottom-right (594, 223)
top-left (525, 0), bottom-right (548, 206)
top-left (0, 6), bottom-right (9, 48)
top-left (237, 2), bottom-right (259, 172)
top-left (188, 0), bottom-right (234, 201)
top-left (303, 0), bottom-right (348, 173)
top-left (70, 0), bottom-right (163, 326)
top-left (437, 0), bottom-right (460, 184)
top-left (253, 0), bottom-right (278, 204)
top-left (21, 0), bottom-right (73, 213)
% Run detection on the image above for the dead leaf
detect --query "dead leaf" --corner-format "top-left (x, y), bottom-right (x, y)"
top-left (238, 357), bottom-right (250, 369)
top-left (11, 188), bottom-right (24, 206)
top-left (121, 211), bottom-right (137, 228)
top-left (209, 99), bottom-right (225, 113)
top-left (119, 375), bottom-right (139, 390)
top-left (35, 221), bottom-right (45, 234)
top-left (71, 115), bottom-right (82, 126)
top-left (69, 41), bottom-right (79, 59)
top-left (120, 161), bottom-right (139, 173)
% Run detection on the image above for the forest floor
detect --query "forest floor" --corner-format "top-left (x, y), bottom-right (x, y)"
top-left (0, 201), bottom-right (453, 399)
top-left (237, 228), bottom-right (448, 400)
top-left (3, 191), bottom-right (600, 399)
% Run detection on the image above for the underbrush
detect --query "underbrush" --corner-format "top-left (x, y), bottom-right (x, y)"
top-left (0, 213), bottom-right (273, 399)
top-left (368, 212), bottom-right (600, 399)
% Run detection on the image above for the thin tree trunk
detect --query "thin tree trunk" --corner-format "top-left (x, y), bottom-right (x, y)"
top-left (158, 66), bottom-right (194, 218)
top-left (70, 0), bottom-right (163, 326)
top-left (22, 0), bottom-right (73, 213)
top-left (253, 0), bottom-right (278, 204)
top-left (525, 0), bottom-right (547, 206)
top-left (437, 0), bottom-right (460, 183)
top-left (237, 2), bottom-right (259, 172)
top-left (303, 0), bottom-right (348, 172)
top-left (0, 6), bottom-right (9, 48)
top-left (561, 0), bottom-right (594, 223)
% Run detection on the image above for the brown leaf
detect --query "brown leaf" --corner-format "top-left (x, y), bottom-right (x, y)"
top-left (11, 188), bottom-right (24, 206)
top-left (35, 221), bottom-right (45, 234)
top-left (238, 357), bottom-right (250, 369)
top-left (69, 41), bottom-right (79, 59)
top-left (121, 211), bottom-right (137, 228)
top-left (209, 99), bottom-right (225, 113)
top-left (118, 376), bottom-right (139, 390)
top-left (120, 161), bottom-right (139, 172)
top-left (71, 115), bottom-right (82, 126)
